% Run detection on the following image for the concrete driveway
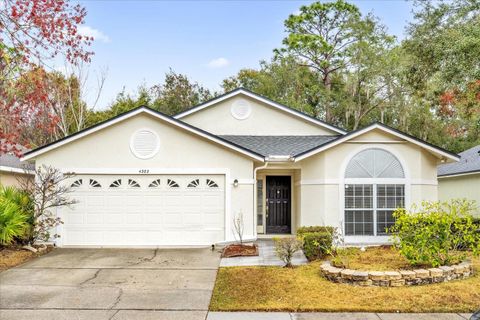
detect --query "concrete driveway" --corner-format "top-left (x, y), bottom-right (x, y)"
top-left (0, 248), bottom-right (221, 320)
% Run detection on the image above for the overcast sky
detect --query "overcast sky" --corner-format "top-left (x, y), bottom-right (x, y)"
top-left (73, 0), bottom-right (414, 110)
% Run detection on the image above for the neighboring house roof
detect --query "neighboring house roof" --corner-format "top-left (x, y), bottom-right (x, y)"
top-left (220, 135), bottom-right (338, 158)
top-left (438, 145), bottom-right (480, 177)
top-left (174, 88), bottom-right (347, 135)
top-left (22, 106), bottom-right (265, 162)
top-left (0, 143), bottom-right (35, 174)
top-left (294, 122), bottom-right (460, 162)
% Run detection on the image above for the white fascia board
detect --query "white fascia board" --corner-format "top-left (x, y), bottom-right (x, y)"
top-left (438, 171), bottom-right (480, 179)
top-left (0, 166), bottom-right (34, 175)
top-left (174, 89), bottom-right (347, 135)
top-left (21, 108), bottom-right (264, 162)
top-left (294, 124), bottom-right (460, 162)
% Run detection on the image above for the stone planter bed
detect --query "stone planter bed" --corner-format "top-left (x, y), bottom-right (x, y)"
top-left (320, 260), bottom-right (474, 287)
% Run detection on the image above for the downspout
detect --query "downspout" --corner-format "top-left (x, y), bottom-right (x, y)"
top-left (253, 161), bottom-right (269, 240)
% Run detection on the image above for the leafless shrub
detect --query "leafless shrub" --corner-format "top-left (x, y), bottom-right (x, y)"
top-left (274, 237), bottom-right (302, 268)
top-left (18, 165), bottom-right (77, 244)
top-left (232, 211), bottom-right (245, 245)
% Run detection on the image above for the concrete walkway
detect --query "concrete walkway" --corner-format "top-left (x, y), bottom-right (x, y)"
top-left (0, 248), bottom-right (220, 320)
top-left (220, 240), bottom-right (308, 267)
top-left (207, 312), bottom-right (474, 320)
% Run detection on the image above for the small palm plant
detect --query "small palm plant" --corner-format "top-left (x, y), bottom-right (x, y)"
top-left (0, 186), bottom-right (31, 245)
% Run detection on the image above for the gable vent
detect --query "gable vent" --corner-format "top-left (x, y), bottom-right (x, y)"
top-left (231, 99), bottom-right (252, 120)
top-left (130, 129), bottom-right (160, 159)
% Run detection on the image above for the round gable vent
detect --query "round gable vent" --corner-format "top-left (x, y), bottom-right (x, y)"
top-left (130, 129), bottom-right (160, 159)
top-left (231, 99), bottom-right (252, 120)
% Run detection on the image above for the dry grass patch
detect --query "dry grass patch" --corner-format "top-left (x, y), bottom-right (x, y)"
top-left (335, 246), bottom-right (412, 271)
top-left (210, 257), bottom-right (480, 312)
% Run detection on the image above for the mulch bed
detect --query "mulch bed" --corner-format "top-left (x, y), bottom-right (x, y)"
top-left (0, 245), bottom-right (54, 272)
top-left (222, 244), bottom-right (259, 258)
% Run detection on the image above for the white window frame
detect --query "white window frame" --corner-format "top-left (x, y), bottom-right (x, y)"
top-left (339, 145), bottom-right (410, 243)
top-left (344, 183), bottom-right (405, 237)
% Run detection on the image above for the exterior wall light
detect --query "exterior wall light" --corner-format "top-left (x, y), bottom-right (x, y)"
top-left (233, 179), bottom-right (239, 187)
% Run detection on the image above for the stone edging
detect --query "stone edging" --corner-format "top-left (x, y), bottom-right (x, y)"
top-left (320, 261), bottom-right (474, 287)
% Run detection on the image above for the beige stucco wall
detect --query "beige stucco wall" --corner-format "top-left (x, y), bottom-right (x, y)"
top-left (295, 129), bottom-right (441, 235)
top-left (31, 113), bottom-right (259, 242)
top-left (180, 94), bottom-right (338, 136)
top-left (0, 171), bottom-right (32, 188)
top-left (438, 174), bottom-right (480, 216)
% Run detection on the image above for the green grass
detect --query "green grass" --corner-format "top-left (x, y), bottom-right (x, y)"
top-left (210, 256), bottom-right (480, 312)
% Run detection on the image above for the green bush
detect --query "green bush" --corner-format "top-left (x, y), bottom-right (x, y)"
top-left (297, 226), bottom-right (335, 236)
top-left (0, 186), bottom-right (32, 245)
top-left (389, 199), bottom-right (480, 267)
top-left (300, 231), bottom-right (333, 261)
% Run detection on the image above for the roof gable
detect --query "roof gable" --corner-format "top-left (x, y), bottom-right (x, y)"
top-left (22, 107), bottom-right (264, 162)
top-left (174, 88), bottom-right (347, 135)
top-left (294, 123), bottom-right (460, 162)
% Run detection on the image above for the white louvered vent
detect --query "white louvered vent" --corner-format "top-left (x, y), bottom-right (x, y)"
top-left (130, 129), bottom-right (160, 159)
top-left (231, 99), bottom-right (252, 120)
top-left (345, 148), bottom-right (404, 178)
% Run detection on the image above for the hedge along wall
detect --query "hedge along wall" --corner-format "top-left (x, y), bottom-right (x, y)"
top-left (320, 261), bottom-right (474, 287)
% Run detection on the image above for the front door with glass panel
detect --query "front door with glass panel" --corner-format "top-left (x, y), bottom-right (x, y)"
top-left (266, 176), bottom-right (291, 234)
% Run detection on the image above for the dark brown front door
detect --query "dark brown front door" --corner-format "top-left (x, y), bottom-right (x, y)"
top-left (266, 176), bottom-right (291, 234)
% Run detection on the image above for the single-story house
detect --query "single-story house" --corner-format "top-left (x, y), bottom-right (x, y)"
top-left (0, 143), bottom-right (34, 188)
top-left (21, 88), bottom-right (459, 247)
top-left (438, 145), bottom-right (480, 216)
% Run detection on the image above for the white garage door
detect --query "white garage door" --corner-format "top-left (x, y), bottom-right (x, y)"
top-left (60, 174), bottom-right (225, 246)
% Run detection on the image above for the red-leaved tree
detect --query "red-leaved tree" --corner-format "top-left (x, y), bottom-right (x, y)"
top-left (0, 0), bottom-right (94, 155)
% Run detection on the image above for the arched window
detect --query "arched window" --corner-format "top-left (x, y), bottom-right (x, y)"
top-left (345, 148), bottom-right (404, 178)
top-left (344, 148), bottom-right (406, 237)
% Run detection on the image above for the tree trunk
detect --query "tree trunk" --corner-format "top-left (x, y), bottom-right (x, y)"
top-left (323, 71), bottom-right (332, 123)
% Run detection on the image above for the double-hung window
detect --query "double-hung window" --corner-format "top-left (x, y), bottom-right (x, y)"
top-left (344, 149), bottom-right (406, 236)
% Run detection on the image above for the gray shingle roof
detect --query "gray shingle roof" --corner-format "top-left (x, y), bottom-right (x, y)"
top-left (438, 145), bottom-right (480, 176)
top-left (0, 153), bottom-right (35, 170)
top-left (0, 141), bottom-right (35, 171)
top-left (219, 135), bottom-right (339, 157)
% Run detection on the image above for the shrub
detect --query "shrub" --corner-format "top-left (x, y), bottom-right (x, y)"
top-left (389, 199), bottom-right (480, 267)
top-left (17, 165), bottom-right (77, 243)
top-left (330, 247), bottom-right (356, 268)
top-left (273, 237), bottom-right (302, 267)
top-left (297, 226), bottom-right (335, 236)
top-left (0, 186), bottom-right (30, 245)
top-left (301, 231), bottom-right (333, 261)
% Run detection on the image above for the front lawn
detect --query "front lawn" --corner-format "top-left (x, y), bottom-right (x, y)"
top-left (210, 256), bottom-right (480, 312)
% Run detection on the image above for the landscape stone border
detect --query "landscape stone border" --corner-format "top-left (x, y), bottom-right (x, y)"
top-left (320, 261), bottom-right (473, 287)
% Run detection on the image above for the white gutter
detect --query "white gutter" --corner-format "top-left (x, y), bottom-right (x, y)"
top-left (0, 166), bottom-right (34, 175)
top-left (265, 155), bottom-right (294, 162)
top-left (438, 171), bottom-right (480, 179)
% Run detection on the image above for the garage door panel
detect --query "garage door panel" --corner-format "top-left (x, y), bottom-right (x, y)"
top-left (84, 231), bottom-right (103, 244)
top-left (126, 213), bottom-right (143, 224)
top-left (183, 214), bottom-right (204, 225)
top-left (163, 213), bottom-right (181, 224)
top-left (86, 195), bottom-right (105, 206)
top-left (145, 213), bottom-right (163, 224)
top-left (164, 194), bottom-right (183, 206)
top-left (61, 174), bottom-right (225, 246)
top-left (85, 214), bottom-right (103, 224)
top-left (105, 195), bottom-right (124, 206)
top-left (104, 214), bottom-right (124, 224)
